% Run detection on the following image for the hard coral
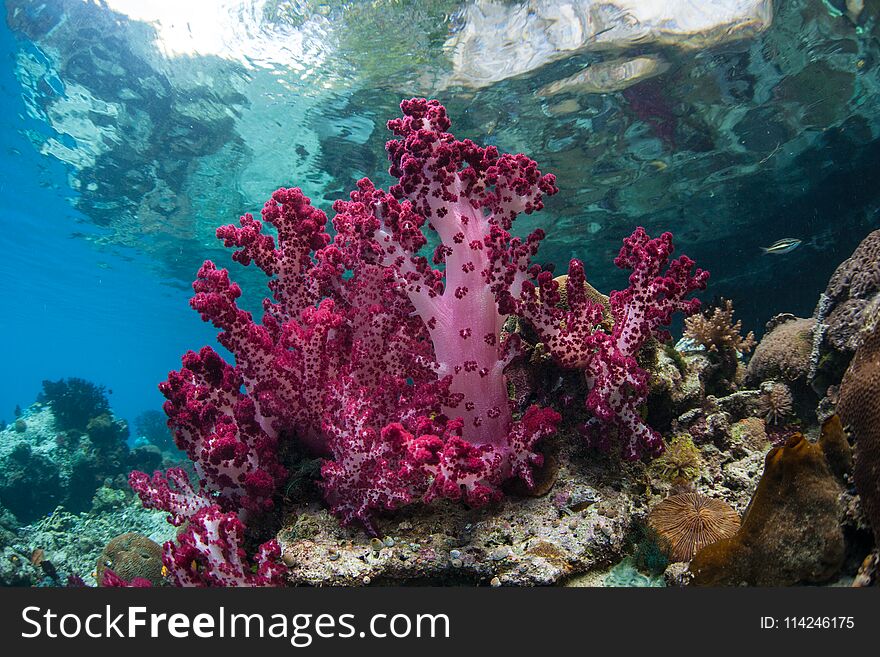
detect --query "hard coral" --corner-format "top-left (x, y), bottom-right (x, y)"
top-left (730, 417), bottom-right (769, 451)
top-left (96, 532), bottom-right (164, 587)
top-left (810, 230), bottom-right (880, 393)
top-left (648, 492), bottom-right (740, 562)
top-left (746, 315), bottom-right (815, 386)
top-left (757, 381), bottom-right (794, 425)
top-left (837, 322), bottom-right (880, 546)
top-left (690, 420), bottom-right (846, 586)
top-left (684, 298), bottom-right (755, 355)
top-left (38, 377), bottom-right (110, 433)
top-left (649, 435), bottom-right (701, 484)
top-left (814, 229), bottom-right (880, 352)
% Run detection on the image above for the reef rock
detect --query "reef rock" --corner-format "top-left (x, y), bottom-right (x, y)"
top-left (811, 229), bottom-right (880, 392)
top-left (837, 323), bottom-right (880, 547)
top-left (689, 419), bottom-right (848, 586)
top-left (278, 437), bottom-right (638, 586)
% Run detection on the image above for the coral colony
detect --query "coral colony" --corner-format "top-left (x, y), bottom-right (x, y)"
top-left (129, 99), bottom-right (707, 586)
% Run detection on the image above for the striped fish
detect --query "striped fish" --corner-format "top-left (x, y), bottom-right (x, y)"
top-left (761, 238), bottom-right (802, 255)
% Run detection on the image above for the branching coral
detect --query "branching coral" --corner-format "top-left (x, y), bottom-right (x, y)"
top-left (684, 298), bottom-right (755, 355)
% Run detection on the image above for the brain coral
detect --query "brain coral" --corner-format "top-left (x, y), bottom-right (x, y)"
top-left (837, 323), bottom-right (880, 546)
top-left (746, 315), bottom-right (815, 386)
top-left (96, 532), bottom-right (164, 586)
top-left (689, 421), bottom-right (846, 586)
top-left (648, 492), bottom-right (740, 562)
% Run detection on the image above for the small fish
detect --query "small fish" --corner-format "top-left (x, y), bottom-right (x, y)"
top-left (30, 548), bottom-right (45, 567)
top-left (761, 238), bottom-right (802, 255)
top-left (40, 559), bottom-right (60, 583)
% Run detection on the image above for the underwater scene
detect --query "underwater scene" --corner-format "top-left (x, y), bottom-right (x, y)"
top-left (0, 0), bottom-right (879, 588)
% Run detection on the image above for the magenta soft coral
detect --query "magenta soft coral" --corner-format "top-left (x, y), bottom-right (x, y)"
top-left (131, 99), bottom-right (561, 543)
top-left (518, 228), bottom-right (708, 460)
top-left (129, 100), bottom-right (708, 592)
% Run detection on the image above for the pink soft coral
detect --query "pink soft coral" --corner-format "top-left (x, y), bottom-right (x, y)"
top-left (516, 228), bottom-right (708, 459)
top-left (132, 98), bottom-right (561, 541)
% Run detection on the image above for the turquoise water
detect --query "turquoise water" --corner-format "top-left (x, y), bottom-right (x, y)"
top-left (3, 1), bottom-right (878, 426)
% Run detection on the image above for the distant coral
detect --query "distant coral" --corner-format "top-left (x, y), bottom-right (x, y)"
top-left (648, 492), bottom-right (740, 562)
top-left (684, 298), bottom-right (755, 355)
top-left (837, 322), bottom-right (880, 547)
top-left (38, 377), bottom-right (110, 433)
top-left (746, 315), bottom-right (815, 386)
top-left (0, 443), bottom-right (62, 523)
top-left (133, 409), bottom-right (176, 452)
top-left (757, 381), bottom-right (794, 425)
top-left (96, 532), bottom-right (164, 587)
top-left (690, 421), bottom-right (846, 586)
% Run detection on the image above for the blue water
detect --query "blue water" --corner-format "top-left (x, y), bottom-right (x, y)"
top-left (2, 0), bottom-right (879, 431)
top-left (0, 20), bottom-right (215, 428)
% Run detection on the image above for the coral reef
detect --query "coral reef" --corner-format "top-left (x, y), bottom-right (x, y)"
top-left (689, 420), bottom-right (847, 586)
top-left (837, 322), bottom-right (880, 547)
top-left (2, 405), bottom-right (160, 519)
top-left (0, 443), bottom-right (62, 523)
top-left (684, 298), bottom-right (754, 393)
top-left (96, 532), bottom-right (164, 587)
top-left (38, 377), bottom-right (110, 434)
top-left (0, 495), bottom-right (174, 587)
top-left (811, 229), bottom-right (880, 392)
top-left (746, 315), bottom-right (815, 386)
top-left (647, 492), bottom-right (740, 562)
